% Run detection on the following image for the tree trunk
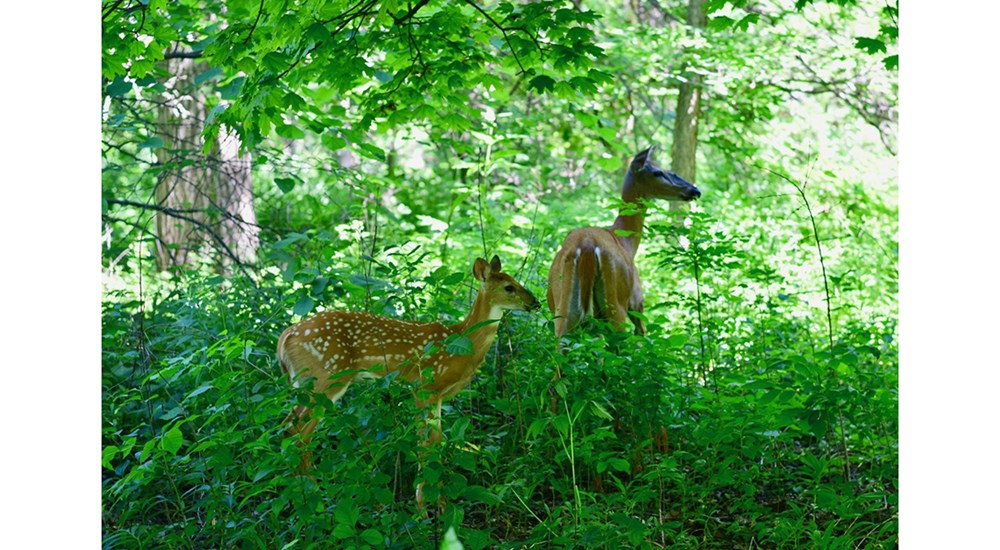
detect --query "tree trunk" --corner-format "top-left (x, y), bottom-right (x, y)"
top-left (155, 55), bottom-right (210, 270)
top-left (214, 128), bottom-right (259, 265)
top-left (670, 0), bottom-right (706, 187)
top-left (154, 54), bottom-right (259, 271)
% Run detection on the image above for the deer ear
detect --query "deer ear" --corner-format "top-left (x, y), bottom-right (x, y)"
top-left (489, 255), bottom-right (502, 273)
top-left (473, 257), bottom-right (490, 282)
top-left (630, 146), bottom-right (654, 171)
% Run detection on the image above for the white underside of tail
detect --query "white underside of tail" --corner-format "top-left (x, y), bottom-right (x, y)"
top-left (567, 246), bottom-right (600, 327)
top-left (592, 247), bottom-right (601, 316)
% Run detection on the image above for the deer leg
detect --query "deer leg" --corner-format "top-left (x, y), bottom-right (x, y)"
top-left (630, 313), bottom-right (647, 336)
top-left (549, 316), bottom-right (569, 415)
top-left (415, 399), bottom-right (444, 514)
top-left (553, 316), bottom-right (570, 340)
top-left (611, 305), bottom-right (631, 333)
top-left (282, 379), bottom-right (352, 475)
top-left (282, 405), bottom-right (320, 474)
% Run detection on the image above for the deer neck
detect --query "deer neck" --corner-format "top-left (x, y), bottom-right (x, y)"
top-left (610, 185), bottom-right (646, 258)
top-left (450, 288), bottom-right (503, 361)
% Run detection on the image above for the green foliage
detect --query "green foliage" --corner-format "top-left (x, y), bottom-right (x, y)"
top-left (102, 0), bottom-right (896, 547)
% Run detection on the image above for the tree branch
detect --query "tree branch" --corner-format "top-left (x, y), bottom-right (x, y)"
top-left (461, 0), bottom-right (527, 74)
top-left (104, 198), bottom-right (256, 279)
top-left (244, 0), bottom-right (266, 44)
top-left (103, 0), bottom-right (127, 21)
top-left (164, 50), bottom-right (204, 60)
top-left (392, 0), bottom-right (432, 25)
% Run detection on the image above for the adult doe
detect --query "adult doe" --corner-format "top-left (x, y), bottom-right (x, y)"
top-left (547, 146), bottom-right (700, 338)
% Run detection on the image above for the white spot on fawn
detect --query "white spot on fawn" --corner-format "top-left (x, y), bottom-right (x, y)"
top-left (302, 341), bottom-right (324, 361)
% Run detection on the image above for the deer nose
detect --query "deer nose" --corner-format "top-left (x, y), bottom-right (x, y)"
top-left (528, 296), bottom-right (542, 311)
top-left (689, 187), bottom-right (701, 200)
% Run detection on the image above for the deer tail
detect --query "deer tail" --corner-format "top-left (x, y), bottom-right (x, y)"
top-left (574, 241), bottom-right (599, 320)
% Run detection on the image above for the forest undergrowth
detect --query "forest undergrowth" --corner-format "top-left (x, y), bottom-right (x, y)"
top-left (103, 196), bottom-right (898, 549)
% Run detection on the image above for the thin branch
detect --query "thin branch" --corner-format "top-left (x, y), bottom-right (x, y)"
top-left (164, 50), bottom-right (204, 60)
top-left (102, 214), bottom-right (171, 252)
top-left (392, 0), bottom-right (432, 25)
top-left (103, 0), bottom-right (127, 21)
top-left (756, 165), bottom-right (833, 350)
top-left (317, 0), bottom-right (374, 25)
top-left (244, 0), bottom-right (266, 44)
top-left (106, 197), bottom-right (204, 215)
top-left (461, 0), bottom-right (527, 74)
top-left (105, 198), bottom-right (256, 279)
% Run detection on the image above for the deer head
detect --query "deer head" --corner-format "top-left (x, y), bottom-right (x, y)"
top-left (623, 146), bottom-right (701, 202)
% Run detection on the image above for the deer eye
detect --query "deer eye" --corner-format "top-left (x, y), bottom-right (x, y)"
top-left (504, 285), bottom-right (515, 293)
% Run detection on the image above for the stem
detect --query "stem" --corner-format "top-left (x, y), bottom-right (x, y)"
top-left (757, 166), bottom-right (834, 349)
top-left (476, 146), bottom-right (489, 257)
top-left (761, 165), bottom-right (851, 481)
top-left (561, 398), bottom-right (582, 536)
top-left (691, 255), bottom-right (711, 389)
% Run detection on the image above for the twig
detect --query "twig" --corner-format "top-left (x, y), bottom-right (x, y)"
top-left (392, 0), bottom-right (432, 25)
top-left (102, 0), bottom-right (127, 21)
top-left (104, 197), bottom-right (256, 280)
top-left (461, 0), bottom-right (527, 74)
top-left (758, 163), bottom-right (852, 482)
top-left (163, 50), bottom-right (204, 60)
top-left (244, 0), bottom-right (266, 44)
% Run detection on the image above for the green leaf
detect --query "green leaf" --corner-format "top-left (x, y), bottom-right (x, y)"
top-left (275, 177), bottom-right (296, 193)
top-left (568, 76), bottom-right (597, 94)
top-left (574, 111), bottom-right (599, 128)
top-left (883, 54), bottom-right (898, 70)
top-left (275, 123), bottom-right (305, 140)
top-left (734, 13), bottom-right (759, 31)
top-left (855, 37), bottom-right (887, 54)
top-left (590, 401), bottom-right (613, 421)
top-left (707, 16), bottom-right (735, 30)
top-left (106, 76), bottom-right (131, 97)
top-left (596, 155), bottom-right (620, 172)
top-left (102, 445), bottom-right (119, 469)
top-left (160, 425), bottom-right (183, 455)
top-left (528, 75), bottom-right (556, 93)
top-left (665, 333), bottom-right (688, 348)
top-left (595, 126), bottom-right (618, 143)
top-left (460, 485), bottom-right (500, 505)
top-left (334, 503), bottom-right (355, 525)
top-left (551, 414), bottom-right (569, 436)
top-left (186, 383), bottom-right (213, 400)
top-left (293, 296), bottom-right (314, 316)
top-left (526, 417), bottom-right (549, 440)
top-left (138, 137), bottom-right (164, 150)
top-left (445, 335), bottom-right (473, 356)
top-left (205, 105), bottom-right (226, 126)
top-left (357, 143), bottom-right (386, 161)
top-left (220, 77), bottom-right (245, 100)
top-left (440, 271), bottom-right (466, 286)
top-left (194, 67), bottom-right (224, 85)
top-left (332, 523), bottom-right (354, 539)
top-left (348, 273), bottom-right (389, 289)
top-left (360, 529), bottom-right (383, 546)
top-left (704, 0), bottom-right (730, 13)
top-left (252, 467), bottom-right (274, 482)
top-left (609, 458), bottom-right (630, 472)
top-left (322, 133), bottom-right (347, 151)
top-left (262, 51), bottom-right (292, 72)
